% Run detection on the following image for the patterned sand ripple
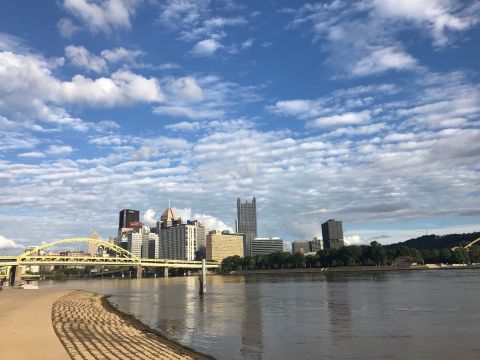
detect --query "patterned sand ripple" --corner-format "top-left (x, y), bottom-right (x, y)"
top-left (52, 290), bottom-right (210, 360)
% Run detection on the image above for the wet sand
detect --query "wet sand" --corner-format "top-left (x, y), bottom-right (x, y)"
top-left (0, 288), bottom-right (211, 360)
top-left (52, 290), bottom-right (211, 360)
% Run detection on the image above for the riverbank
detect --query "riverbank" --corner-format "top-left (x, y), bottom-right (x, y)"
top-left (0, 288), bottom-right (71, 360)
top-left (222, 263), bottom-right (480, 275)
top-left (0, 288), bottom-right (212, 360)
top-left (53, 290), bottom-right (212, 360)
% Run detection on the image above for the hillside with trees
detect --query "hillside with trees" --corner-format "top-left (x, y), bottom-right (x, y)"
top-left (386, 232), bottom-right (480, 250)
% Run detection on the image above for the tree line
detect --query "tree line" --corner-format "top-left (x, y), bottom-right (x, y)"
top-left (220, 241), bottom-right (480, 272)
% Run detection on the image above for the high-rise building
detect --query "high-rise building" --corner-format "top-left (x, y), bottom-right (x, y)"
top-left (126, 232), bottom-right (142, 258)
top-left (251, 237), bottom-right (283, 256)
top-left (206, 230), bottom-right (244, 263)
top-left (188, 220), bottom-right (206, 251)
top-left (140, 227), bottom-right (159, 259)
top-left (237, 197), bottom-right (257, 257)
top-left (292, 240), bottom-right (310, 254)
top-left (309, 237), bottom-right (323, 252)
top-left (157, 207), bottom-right (196, 260)
top-left (321, 219), bottom-right (344, 249)
top-left (119, 209), bottom-right (140, 230)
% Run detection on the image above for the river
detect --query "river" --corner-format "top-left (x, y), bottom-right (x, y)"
top-left (45, 270), bottom-right (480, 359)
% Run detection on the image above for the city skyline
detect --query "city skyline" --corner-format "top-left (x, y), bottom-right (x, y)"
top-left (1, 1), bottom-right (479, 252)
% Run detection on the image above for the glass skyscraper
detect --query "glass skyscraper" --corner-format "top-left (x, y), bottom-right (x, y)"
top-left (236, 197), bottom-right (257, 256)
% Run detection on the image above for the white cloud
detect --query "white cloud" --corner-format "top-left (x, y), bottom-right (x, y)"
top-left (18, 151), bottom-right (45, 158)
top-left (57, 18), bottom-right (80, 38)
top-left (165, 76), bottom-right (203, 101)
top-left (271, 100), bottom-right (317, 118)
top-left (307, 110), bottom-right (371, 128)
top-left (65, 45), bottom-right (108, 73)
top-left (0, 235), bottom-right (24, 249)
top-left (241, 38), bottom-right (253, 49)
top-left (351, 46), bottom-right (418, 76)
top-left (172, 207), bottom-right (233, 232)
top-left (372, 0), bottom-right (478, 46)
top-left (284, 0), bottom-right (479, 75)
top-left (143, 208), bottom-right (156, 226)
top-left (192, 39), bottom-right (222, 56)
top-left (61, 0), bottom-right (141, 33)
top-left (344, 235), bottom-right (364, 245)
top-left (47, 145), bottom-right (74, 155)
top-left (0, 49), bottom-right (165, 134)
top-left (100, 47), bottom-right (144, 63)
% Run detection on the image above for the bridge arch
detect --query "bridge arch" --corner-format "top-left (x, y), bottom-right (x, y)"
top-left (18, 238), bottom-right (139, 263)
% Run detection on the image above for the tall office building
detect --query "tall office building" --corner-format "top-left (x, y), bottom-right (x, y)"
top-left (292, 240), bottom-right (310, 254)
top-left (188, 220), bottom-right (206, 251)
top-left (321, 219), bottom-right (344, 249)
top-left (126, 232), bottom-right (142, 258)
top-left (119, 209), bottom-right (140, 230)
top-left (251, 237), bottom-right (283, 256)
top-left (206, 230), bottom-right (244, 263)
top-left (309, 237), bottom-right (323, 252)
top-left (237, 197), bottom-right (257, 256)
top-left (157, 207), bottom-right (196, 260)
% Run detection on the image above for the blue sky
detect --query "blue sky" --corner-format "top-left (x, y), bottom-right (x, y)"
top-left (0, 0), bottom-right (479, 252)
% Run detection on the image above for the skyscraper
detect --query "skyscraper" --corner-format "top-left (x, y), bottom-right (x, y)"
top-left (237, 197), bottom-right (257, 257)
top-left (157, 207), bottom-right (196, 260)
top-left (321, 219), bottom-right (344, 249)
top-left (119, 209), bottom-right (140, 230)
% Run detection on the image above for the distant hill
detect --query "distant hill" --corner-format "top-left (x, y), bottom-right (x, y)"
top-left (385, 232), bottom-right (480, 250)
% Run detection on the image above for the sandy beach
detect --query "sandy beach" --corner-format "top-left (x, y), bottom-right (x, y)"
top-left (0, 288), bottom-right (211, 360)
top-left (0, 288), bottom-right (72, 360)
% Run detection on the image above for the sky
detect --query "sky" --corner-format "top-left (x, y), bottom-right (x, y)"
top-left (0, 0), bottom-right (479, 253)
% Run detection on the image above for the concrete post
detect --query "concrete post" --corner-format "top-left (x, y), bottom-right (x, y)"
top-left (164, 267), bottom-right (169, 278)
top-left (199, 259), bottom-right (206, 294)
top-left (10, 266), bottom-right (22, 286)
top-left (136, 266), bottom-right (142, 279)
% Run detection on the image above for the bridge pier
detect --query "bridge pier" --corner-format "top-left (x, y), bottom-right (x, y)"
top-left (163, 267), bottom-right (169, 278)
top-left (136, 266), bottom-right (142, 279)
top-left (9, 265), bottom-right (22, 286)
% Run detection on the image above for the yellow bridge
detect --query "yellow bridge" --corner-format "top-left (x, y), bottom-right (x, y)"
top-left (0, 237), bottom-right (219, 284)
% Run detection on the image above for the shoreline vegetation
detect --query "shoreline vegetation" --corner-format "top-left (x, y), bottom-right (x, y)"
top-left (52, 290), bottom-right (213, 360)
top-left (220, 238), bottom-right (480, 274)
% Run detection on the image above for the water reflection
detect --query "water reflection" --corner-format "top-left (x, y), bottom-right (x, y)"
top-left (241, 277), bottom-right (263, 359)
top-left (44, 271), bottom-right (480, 360)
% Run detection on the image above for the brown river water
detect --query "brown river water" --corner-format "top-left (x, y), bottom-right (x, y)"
top-left (46, 270), bottom-right (480, 359)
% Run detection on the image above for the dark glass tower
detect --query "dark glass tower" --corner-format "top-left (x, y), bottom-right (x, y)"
top-left (119, 209), bottom-right (140, 230)
top-left (237, 197), bottom-right (257, 256)
top-left (321, 219), bottom-right (344, 249)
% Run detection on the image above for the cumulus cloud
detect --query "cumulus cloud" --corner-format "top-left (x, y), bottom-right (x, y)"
top-left (100, 47), bottom-right (144, 63)
top-left (351, 46), bottom-right (418, 76)
top-left (192, 39), bottom-right (222, 56)
top-left (158, 1), bottom-right (248, 56)
top-left (284, 0), bottom-right (479, 75)
top-left (0, 235), bottom-right (24, 249)
top-left (344, 235), bottom-right (364, 246)
top-left (61, 0), bottom-right (141, 34)
top-left (0, 49), bottom-right (165, 134)
top-left (18, 151), bottom-right (45, 158)
top-left (307, 110), bottom-right (371, 128)
top-left (143, 208), bottom-right (156, 226)
top-left (65, 45), bottom-right (108, 73)
top-left (47, 145), bottom-right (74, 155)
top-left (372, 0), bottom-right (479, 46)
top-left (57, 18), bottom-right (80, 38)
top-left (172, 207), bottom-right (233, 232)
